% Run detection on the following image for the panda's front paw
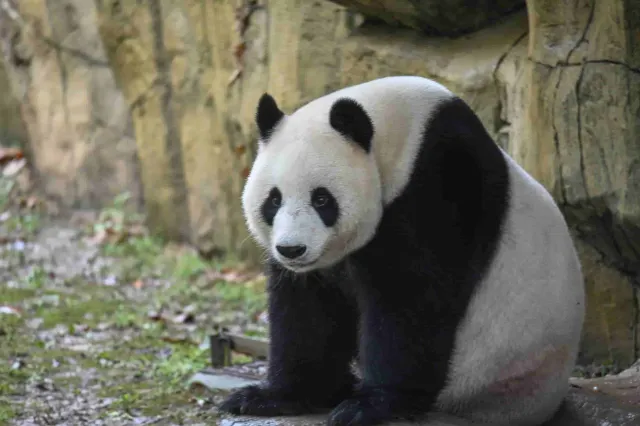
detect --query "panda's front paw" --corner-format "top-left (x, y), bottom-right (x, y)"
top-left (219, 385), bottom-right (317, 417)
top-left (327, 394), bottom-right (390, 426)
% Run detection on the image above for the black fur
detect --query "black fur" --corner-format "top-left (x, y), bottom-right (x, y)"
top-left (311, 187), bottom-right (340, 227)
top-left (220, 96), bottom-right (510, 425)
top-left (261, 187), bottom-right (282, 226)
top-left (329, 98), bottom-right (374, 153)
top-left (256, 93), bottom-right (284, 140)
top-left (220, 261), bottom-right (359, 415)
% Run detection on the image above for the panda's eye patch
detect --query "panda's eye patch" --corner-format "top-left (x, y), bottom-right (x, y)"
top-left (261, 187), bottom-right (282, 226)
top-left (311, 187), bottom-right (339, 227)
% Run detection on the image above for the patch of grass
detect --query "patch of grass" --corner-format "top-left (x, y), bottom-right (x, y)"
top-left (215, 280), bottom-right (267, 318)
top-left (0, 288), bottom-right (36, 305)
top-left (0, 401), bottom-right (17, 424)
top-left (35, 290), bottom-right (133, 330)
top-left (3, 212), bottom-right (41, 236)
top-left (103, 235), bottom-right (166, 281)
top-left (171, 252), bottom-right (208, 282)
top-left (155, 345), bottom-right (210, 385)
top-left (96, 342), bottom-right (212, 418)
top-left (23, 266), bottom-right (47, 289)
top-left (0, 175), bottom-right (16, 211)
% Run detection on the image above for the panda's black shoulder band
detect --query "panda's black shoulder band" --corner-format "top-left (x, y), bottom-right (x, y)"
top-left (329, 98), bottom-right (374, 153)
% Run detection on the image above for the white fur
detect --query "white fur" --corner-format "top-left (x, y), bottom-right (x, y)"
top-left (242, 76), bottom-right (451, 272)
top-left (435, 154), bottom-right (585, 425)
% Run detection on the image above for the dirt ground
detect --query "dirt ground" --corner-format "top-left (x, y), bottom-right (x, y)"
top-left (0, 181), bottom-right (268, 425)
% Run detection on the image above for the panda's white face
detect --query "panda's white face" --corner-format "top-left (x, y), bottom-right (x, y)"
top-left (242, 95), bottom-right (383, 273)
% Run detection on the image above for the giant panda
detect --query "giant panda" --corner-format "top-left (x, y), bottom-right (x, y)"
top-left (219, 76), bottom-right (586, 426)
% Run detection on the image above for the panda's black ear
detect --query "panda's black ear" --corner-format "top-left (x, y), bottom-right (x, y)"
top-left (329, 98), bottom-right (374, 153)
top-left (256, 93), bottom-right (284, 141)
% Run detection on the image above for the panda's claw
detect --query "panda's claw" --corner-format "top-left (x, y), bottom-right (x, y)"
top-left (219, 385), bottom-right (319, 417)
top-left (327, 395), bottom-right (389, 426)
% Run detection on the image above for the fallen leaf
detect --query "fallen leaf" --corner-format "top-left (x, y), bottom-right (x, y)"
top-left (172, 312), bottom-right (195, 324)
top-left (22, 195), bottom-right (38, 209)
top-left (132, 279), bottom-right (144, 289)
top-left (11, 359), bottom-right (25, 370)
top-left (103, 275), bottom-right (117, 286)
top-left (241, 167), bottom-right (250, 178)
top-left (0, 305), bottom-right (22, 316)
top-left (160, 334), bottom-right (196, 344)
top-left (147, 310), bottom-right (165, 322)
top-left (2, 158), bottom-right (26, 177)
top-left (234, 145), bottom-right (247, 155)
top-left (257, 311), bottom-right (269, 325)
top-left (0, 147), bottom-right (24, 166)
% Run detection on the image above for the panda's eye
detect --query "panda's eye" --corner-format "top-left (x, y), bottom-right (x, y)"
top-left (311, 187), bottom-right (339, 227)
top-left (313, 195), bottom-right (328, 208)
top-left (311, 187), bottom-right (334, 209)
top-left (271, 194), bottom-right (281, 207)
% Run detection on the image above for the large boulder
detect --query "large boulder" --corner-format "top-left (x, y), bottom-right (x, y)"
top-left (327, 0), bottom-right (526, 36)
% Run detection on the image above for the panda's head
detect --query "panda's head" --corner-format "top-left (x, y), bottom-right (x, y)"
top-left (242, 93), bottom-right (383, 273)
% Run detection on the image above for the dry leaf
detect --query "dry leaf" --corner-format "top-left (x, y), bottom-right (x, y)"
top-left (241, 167), bottom-right (250, 178)
top-left (234, 145), bottom-right (246, 156)
top-left (132, 279), bottom-right (144, 289)
top-left (19, 195), bottom-right (38, 209)
top-left (0, 147), bottom-right (24, 166)
top-left (161, 334), bottom-right (195, 344)
top-left (172, 312), bottom-right (195, 324)
top-left (233, 41), bottom-right (246, 62)
top-left (147, 310), bottom-right (165, 322)
top-left (0, 305), bottom-right (22, 316)
top-left (2, 158), bottom-right (26, 177)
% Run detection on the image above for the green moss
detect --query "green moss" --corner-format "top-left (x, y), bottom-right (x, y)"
top-left (36, 291), bottom-right (132, 330)
top-left (215, 281), bottom-right (267, 318)
top-left (0, 288), bottom-right (36, 306)
top-left (0, 402), bottom-right (17, 424)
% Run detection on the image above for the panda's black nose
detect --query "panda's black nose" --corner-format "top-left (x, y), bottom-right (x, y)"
top-left (276, 244), bottom-right (307, 259)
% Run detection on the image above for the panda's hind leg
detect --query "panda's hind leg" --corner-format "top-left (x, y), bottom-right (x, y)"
top-left (219, 262), bottom-right (359, 417)
top-left (452, 344), bottom-right (577, 426)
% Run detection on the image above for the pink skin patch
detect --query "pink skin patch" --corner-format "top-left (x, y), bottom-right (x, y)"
top-left (487, 345), bottom-right (571, 397)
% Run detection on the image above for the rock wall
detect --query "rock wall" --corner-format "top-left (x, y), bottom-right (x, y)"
top-left (93, 0), bottom-right (363, 258)
top-left (0, 60), bottom-right (26, 147)
top-left (518, 0), bottom-right (640, 366)
top-left (0, 0), bottom-right (637, 366)
top-left (0, 0), bottom-right (141, 212)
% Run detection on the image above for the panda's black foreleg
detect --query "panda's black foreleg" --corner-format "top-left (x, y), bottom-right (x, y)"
top-left (327, 276), bottom-right (457, 426)
top-left (219, 262), bottom-right (359, 417)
